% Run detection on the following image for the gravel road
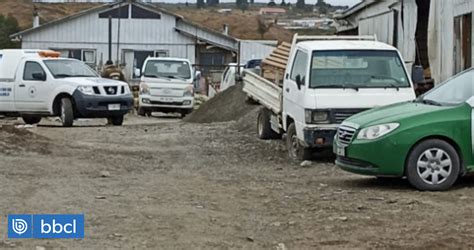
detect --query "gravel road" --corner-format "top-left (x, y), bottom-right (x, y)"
top-left (1, 115), bottom-right (474, 249)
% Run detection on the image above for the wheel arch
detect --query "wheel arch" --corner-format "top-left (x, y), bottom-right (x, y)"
top-left (52, 93), bottom-right (75, 116)
top-left (284, 115), bottom-right (295, 131)
top-left (404, 135), bottom-right (465, 176)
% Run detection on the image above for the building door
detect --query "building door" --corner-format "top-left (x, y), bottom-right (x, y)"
top-left (133, 51), bottom-right (154, 78)
top-left (199, 53), bottom-right (225, 72)
top-left (454, 13), bottom-right (472, 73)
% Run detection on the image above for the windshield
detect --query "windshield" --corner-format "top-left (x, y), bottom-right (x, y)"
top-left (143, 60), bottom-right (191, 80)
top-left (309, 50), bottom-right (410, 89)
top-left (44, 59), bottom-right (98, 78)
top-left (418, 69), bottom-right (473, 106)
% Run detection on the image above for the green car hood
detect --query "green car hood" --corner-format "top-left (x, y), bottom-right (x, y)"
top-left (344, 101), bottom-right (452, 127)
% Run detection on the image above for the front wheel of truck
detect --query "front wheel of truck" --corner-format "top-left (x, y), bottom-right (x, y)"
top-left (60, 97), bottom-right (74, 127)
top-left (109, 116), bottom-right (124, 126)
top-left (286, 123), bottom-right (312, 161)
top-left (22, 116), bottom-right (42, 125)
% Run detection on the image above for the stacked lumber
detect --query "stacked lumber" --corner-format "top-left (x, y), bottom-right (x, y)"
top-left (261, 42), bottom-right (291, 86)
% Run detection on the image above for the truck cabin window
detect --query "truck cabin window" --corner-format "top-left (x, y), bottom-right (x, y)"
top-left (44, 60), bottom-right (98, 78)
top-left (290, 50), bottom-right (308, 84)
top-left (23, 62), bottom-right (46, 81)
top-left (309, 50), bottom-right (410, 89)
top-left (144, 60), bottom-right (191, 80)
top-left (419, 68), bottom-right (473, 106)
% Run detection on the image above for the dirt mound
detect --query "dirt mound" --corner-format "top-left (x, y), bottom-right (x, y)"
top-left (184, 84), bottom-right (256, 123)
top-left (231, 106), bottom-right (260, 135)
top-left (0, 125), bottom-right (50, 155)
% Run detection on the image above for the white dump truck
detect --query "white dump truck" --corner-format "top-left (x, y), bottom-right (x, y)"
top-left (137, 57), bottom-right (200, 118)
top-left (0, 49), bottom-right (133, 127)
top-left (242, 35), bottom-right (417, 160)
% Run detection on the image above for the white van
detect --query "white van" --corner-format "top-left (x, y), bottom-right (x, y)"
top-left (137, 57), bottom-right (199, 118)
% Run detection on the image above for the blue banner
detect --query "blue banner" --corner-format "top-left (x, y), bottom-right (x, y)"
top-left (8, 214), bottom-right (84, 239)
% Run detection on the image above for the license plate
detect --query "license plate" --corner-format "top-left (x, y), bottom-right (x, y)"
top-left (159, 97), bottom-right (174, 103)
top-left (335, 145), bottom-right (346, 157)
top-left (108, 104), bottom-right (121, 110)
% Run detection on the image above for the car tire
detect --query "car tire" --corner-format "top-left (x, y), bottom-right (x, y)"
top-left (22, 116), bottom-right (42, 125)
top-left (137, 107), bottom-right (147, 117)
top-left (286, 123), bottom-right (312, 161)
top-left (60, 97), bottom-right (74, 127)
top-left (257, 107), bottom-right (281, 140)
top-left (109, 116), bottom-right (124, 126)
top-left (406, 139), bottom-right (460, 191)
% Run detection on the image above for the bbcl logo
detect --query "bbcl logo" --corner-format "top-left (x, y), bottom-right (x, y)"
top-left (8, 214), bottom-right (84, 239)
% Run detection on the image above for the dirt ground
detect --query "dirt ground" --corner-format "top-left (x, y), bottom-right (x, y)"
top-left (1, 114), bottom-right (474, 249)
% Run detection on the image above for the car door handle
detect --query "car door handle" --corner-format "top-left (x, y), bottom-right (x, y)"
top-left (285, 88), bottom-right (290, 93)
top-left (19, 84), bottom-right (25, 87)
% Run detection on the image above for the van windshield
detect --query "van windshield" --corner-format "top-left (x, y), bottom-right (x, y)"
top-left (309, 50), bottom-right (410, 89)
top-left (44, 59), bottom-right (98, 78)
top-left (143, 60), bottom-right (191, 80)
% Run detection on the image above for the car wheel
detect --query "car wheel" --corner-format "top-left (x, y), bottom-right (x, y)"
top-left (406, 139), bottom-right (460, 191)
top-left (137, 107), bottom-right (147, 117)
top-left (109, 116), bottom-right (124, 126)
top-left (60, 97), bottom-right (74, 127)
top-left (257, 107), bottom-right (281, 140)
top-left (286, 123), bottom-right (312, 161)
top-left (22, 116), bottom-right (42, 125)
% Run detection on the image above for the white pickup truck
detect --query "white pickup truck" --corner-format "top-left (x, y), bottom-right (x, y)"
top-left (243, 35), bottom-right (417, 160)
top-left (0, 49), bottom-right (133, 127)
top-left (137, 57), bottom-right (199, 118)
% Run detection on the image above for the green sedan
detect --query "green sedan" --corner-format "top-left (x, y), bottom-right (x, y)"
top-left (334, 68), bottom-right (473, 191)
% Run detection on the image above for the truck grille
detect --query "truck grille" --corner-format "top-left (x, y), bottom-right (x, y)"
top-left (333, 109), bottom-right (366, 123)
top-left (104, 86), bottom-right (118, 95)
top-left (337, 126), bottom-right (357, 146)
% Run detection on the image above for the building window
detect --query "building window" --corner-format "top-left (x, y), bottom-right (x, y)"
top-left (99, 4), bottom-right (129, 19)
top-left (131, 5), bottom-right (161, 19)
top-left (55, 49), bottom-right (96, 66)
top-left (155, 50), bottom-right (169, 57)
top-left (454, 13), bottom-right (472, 73)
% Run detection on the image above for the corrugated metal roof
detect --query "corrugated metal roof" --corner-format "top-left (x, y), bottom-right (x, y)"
top-left (334, 0), bottom-right (378, 19)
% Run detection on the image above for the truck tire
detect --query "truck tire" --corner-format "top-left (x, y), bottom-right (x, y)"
top-left (257, 107), bottom-right (281, 140)
top-left (60, 97), bottom-right (74, 127)
top-left (22, 116), bottom-right (42, 125)
top-left (405, 139), bottom-right (460, 191)
top-left (286, 123), bottom-right (312, 161)
top-left (109, 116), bottom-right (124, 126)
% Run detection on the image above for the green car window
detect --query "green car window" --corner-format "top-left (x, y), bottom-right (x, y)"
top-left (422, 69), bottom-right (473, 106)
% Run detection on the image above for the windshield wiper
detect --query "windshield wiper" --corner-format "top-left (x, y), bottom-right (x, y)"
top-left (418, 98), bottom-right (442, 106)
top-left (316, 84), bottom-right (359, 91)
top-left (55, 74), bottom-right (72, 78)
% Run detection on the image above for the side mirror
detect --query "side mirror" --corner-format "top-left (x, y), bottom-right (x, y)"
top-left (32, 72), bottom-right (46, 81)
top-left (134, 68), bottom-right (141, 78)
top-left (194, 70), bottom-right (201, 81)
top-left (295, 75), bottom-right (303, 90)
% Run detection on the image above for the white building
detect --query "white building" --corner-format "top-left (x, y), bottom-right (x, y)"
top-left (335, 0), bottom-right (473, 84)
top-left (11, 1), bottom-right (271, 82)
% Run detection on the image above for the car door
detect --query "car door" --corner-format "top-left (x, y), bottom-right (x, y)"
top-left (14, 61), bottom-right (49, 111)
top-left (283, 49), bottom-right (309, 134)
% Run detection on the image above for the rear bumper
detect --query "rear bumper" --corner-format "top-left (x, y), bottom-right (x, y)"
top-left (303, 127), bottom-right (336, 148)
top-left (72, 90), bottom-right (133, 118)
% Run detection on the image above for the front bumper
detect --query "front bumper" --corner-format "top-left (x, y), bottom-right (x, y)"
top-left (72, 90), bottom-right (133, 118)
top-left (139, 95), bottom-right (194, 110)
top-left (303, 127), bottom-right (336, 148)
top-left (333, 137), bottom-right (409, 177)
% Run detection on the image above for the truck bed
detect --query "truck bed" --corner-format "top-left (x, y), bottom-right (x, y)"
top-left (242, 69), bottom-right (282, 114)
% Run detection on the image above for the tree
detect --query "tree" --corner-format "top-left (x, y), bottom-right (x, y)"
top-left (296, 0), bottom-right (305, 9)
top-left (0, 14), bottom-right (20, 49)
top-left (267, 0), bottom-right (276, 7)
top-left (197, 0), bottom-right (205, 9)
top-left (280, 0), bottom-right (286, 7)
top-left (316, 0), bottom-right (326, 6)
top-left (237, 0), bottom-right (248, 12)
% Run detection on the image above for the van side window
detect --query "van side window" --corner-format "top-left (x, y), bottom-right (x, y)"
top-left (290, 50), bottom-right (308, 83)
top-left (23, 62), bottom-right (46, 81)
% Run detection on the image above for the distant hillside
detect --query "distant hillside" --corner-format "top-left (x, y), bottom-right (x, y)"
top-left (0, 1), bottom-right (293, 41)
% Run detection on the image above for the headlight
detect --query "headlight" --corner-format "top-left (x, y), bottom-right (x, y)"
top-left (357, 123), bottom-right (400, 140)
top-left (305, 110), bottom-right (329, 124)
top-left (77, 86), bottom-right (95, 95)
top-left (140, 82), bottom-right (150, 95)
top-left (183, 85), bottom-right (194, 97)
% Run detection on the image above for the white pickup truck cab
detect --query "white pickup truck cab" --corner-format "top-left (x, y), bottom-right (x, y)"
top-left (0, 49), bottom-right (133, 127)
top-left (137, 57), bottom-right (198, 118)
top-left (243, 35), bottom-right (417, 160)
